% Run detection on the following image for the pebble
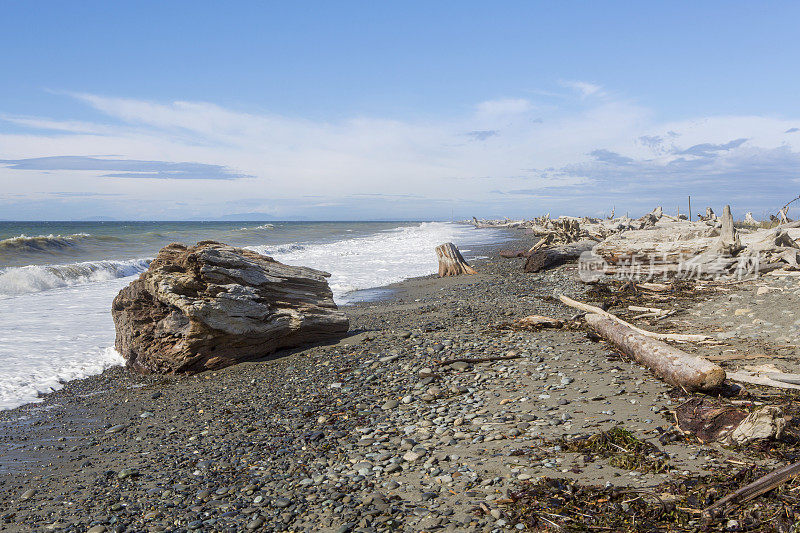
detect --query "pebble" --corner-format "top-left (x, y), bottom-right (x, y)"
top-left (273, 497), bottom-right (292, 508)
top-left (381, 399), bottom-right (400, 410)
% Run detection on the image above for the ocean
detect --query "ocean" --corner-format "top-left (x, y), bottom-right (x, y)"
top-left (0, 221), bottom-right (504, 410)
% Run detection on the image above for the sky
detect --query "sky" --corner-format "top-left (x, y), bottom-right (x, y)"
top-left (1, 1), bottom-right (800, 221)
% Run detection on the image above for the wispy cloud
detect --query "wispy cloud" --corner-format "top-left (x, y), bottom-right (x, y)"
top-left (560, 80), bottom-right (603, 98)
top-left (0, 156), bottom-right (248, 179)
top-left (1, 90), bottom-right (800, 219)
top-left (466, 130), bottom-right (499, 141)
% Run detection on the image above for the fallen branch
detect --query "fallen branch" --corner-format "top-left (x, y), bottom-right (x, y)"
top-left (558, 294), bottom-right (710, 342)
top-left (637, 282), bottom-right (670, 291)
top-left (436, 354), bottom-right (522, 366)
top-left (584, 313), bottom-right (725, 391)
top-left (727, 371), bottom-right (800, 390)
top-left (628, 305), bottom-right (667, 314)
top-left (706, 352), bottom-right (771, 362)
top-left (702, 460), bottom-right (800, 521)
top-left (524, 240), bottom-right (595, 273)
top-left (510, 315), bottom-right (563, 329)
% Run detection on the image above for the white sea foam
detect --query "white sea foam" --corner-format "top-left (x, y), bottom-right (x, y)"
top-left (248, 222), bottom-right (501, 302)
top-left (0, 258), bottom-right (151, 297)
top-left (0, 277), bottom-right (130, 410)
top-left (0, 222), bottom-right (501, 410)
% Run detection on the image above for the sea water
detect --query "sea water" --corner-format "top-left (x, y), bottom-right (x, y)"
top-left (0, 221), bottom-right (504, 410)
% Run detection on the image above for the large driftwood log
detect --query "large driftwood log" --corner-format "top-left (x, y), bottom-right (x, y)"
top-left (558, 294), bottom-right (710, 342)
top-left (436, 242), bottom-right (477, 277)
top-left (112, 242), bottom-right (349, 374)
top-left (523, 239), bottom-right (595, 273)
top-left (584, 313), bottom-right (725, 391)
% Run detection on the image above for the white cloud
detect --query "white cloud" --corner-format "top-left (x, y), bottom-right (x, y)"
top-left (1, 90), bottom-right (800, 219)
top-left (560, 80), bottom-right (603, 98)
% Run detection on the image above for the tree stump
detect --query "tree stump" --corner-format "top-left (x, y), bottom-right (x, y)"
top-left (436, 243), bottom-right (477, 277)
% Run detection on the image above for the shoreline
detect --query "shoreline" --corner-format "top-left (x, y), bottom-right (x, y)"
top-left (0, 222), bottom-right (504, 413)
top-left (1, 230), bottom-right (798, 531)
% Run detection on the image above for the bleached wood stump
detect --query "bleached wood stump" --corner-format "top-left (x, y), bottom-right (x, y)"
top-left (436, 242), bottom-right (477, 277)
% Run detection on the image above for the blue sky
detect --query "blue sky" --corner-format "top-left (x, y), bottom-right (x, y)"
top-left (1, 1), bottom-right (799, 220)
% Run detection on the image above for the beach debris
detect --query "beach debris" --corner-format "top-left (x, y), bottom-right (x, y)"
top-left (558, 294), bottom-right (710, 342)
top-left (562, 426), bottom-right (670, 474)
top-left (512, 314), bottom-right (563, 329)
top-left (702, 460), bottom-right (800, 522)
top-left (675, 398), bottom-right (748, 443)
top-left (436, 353), bottom-right (522, 366)
top-left (435, 242), bottom-right (477, 277)
top-left (727, 364), bottom-right (800, 390)
top-left (498, 249), bottom-right (528, 258)
top-left (674, 398), bottom-right (786, 445)
top-left (523, 239), bottom-right (595, 273)
top-left (583, 313), bottom-right (724, 391)
top-left (112, 241), bottom-right (349, 374)
top-left (480, 203), bottom-right (800, 280)
top-left (730, 406), bottom-right (786, 445)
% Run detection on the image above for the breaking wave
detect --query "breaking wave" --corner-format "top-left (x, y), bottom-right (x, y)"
top-left (247, 222), bottom-right (504, 302)
top-left (0, 233), bottom-right (120, 256)
top-left (0, 258), bottom-right (151, 297)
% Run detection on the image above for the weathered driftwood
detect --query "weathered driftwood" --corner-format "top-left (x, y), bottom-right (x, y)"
top-left (112, 241), bottom-right (349, 374)
top-left (702, 460), bottom-right (800, 521)
top-left (727, 371), bottom-right (800, 390)
top-left (676, 398), bottom-right (786, 445)
top-left (584, 313), bottom-right (725, 391)
top-left (437, 354), bottom-right (522, 366)
top-left (558, 294), bottom-right (710, 342)
top-left (514, 315), bottom-right (563, 329)
top-left (675, 398), bottom-right (748, 443)
top-left (523, 240), bottom-right (595, 273)
top-left (477, 204), bottom-right (800, 280)
top-left (713, 205), bottom-right (743, 255)
top-left (436, 242), bottom-right (477, 277)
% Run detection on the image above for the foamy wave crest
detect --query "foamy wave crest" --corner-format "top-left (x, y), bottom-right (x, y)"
top-left (0, 258), bottom-right (151, 297)
top-left (0, 233), bottom-right (102, 255)
top-left (0, 347), bottom-right (125, 411)
top-left (247, 222), bottom-right (504, 302)
top-left (240, 223), bottom-right (275, 231)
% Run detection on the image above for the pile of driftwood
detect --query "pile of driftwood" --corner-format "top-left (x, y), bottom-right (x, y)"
top-left (484, 204), bottom-right (800, 279)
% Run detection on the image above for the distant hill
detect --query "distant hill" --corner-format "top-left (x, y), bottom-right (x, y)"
top-left (74, 216), bottom-right (119, 221)
top-left (216, 212), bottom-right (277, 221)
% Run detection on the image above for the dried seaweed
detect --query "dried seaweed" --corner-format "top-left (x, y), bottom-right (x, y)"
top-left (562, 426), bottom-right (671, 474)
top-left (503, 468), bottom-right (800, 532)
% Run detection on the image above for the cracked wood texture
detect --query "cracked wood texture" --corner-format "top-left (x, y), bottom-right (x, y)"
top-left (112, 241), bottom-right (349, 374)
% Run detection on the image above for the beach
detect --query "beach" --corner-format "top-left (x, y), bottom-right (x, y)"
top-left (2, 228), bottom-right (799, 532)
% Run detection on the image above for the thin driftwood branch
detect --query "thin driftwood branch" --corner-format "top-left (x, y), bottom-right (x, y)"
top-left (727, 371), bottom-right (800, 390)
top-left (436, 354), bottom-right (522, 366)
top-left (558, 294), bottom-right (710, 342)
top-left (702, 460), bottom-right (800, 520)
